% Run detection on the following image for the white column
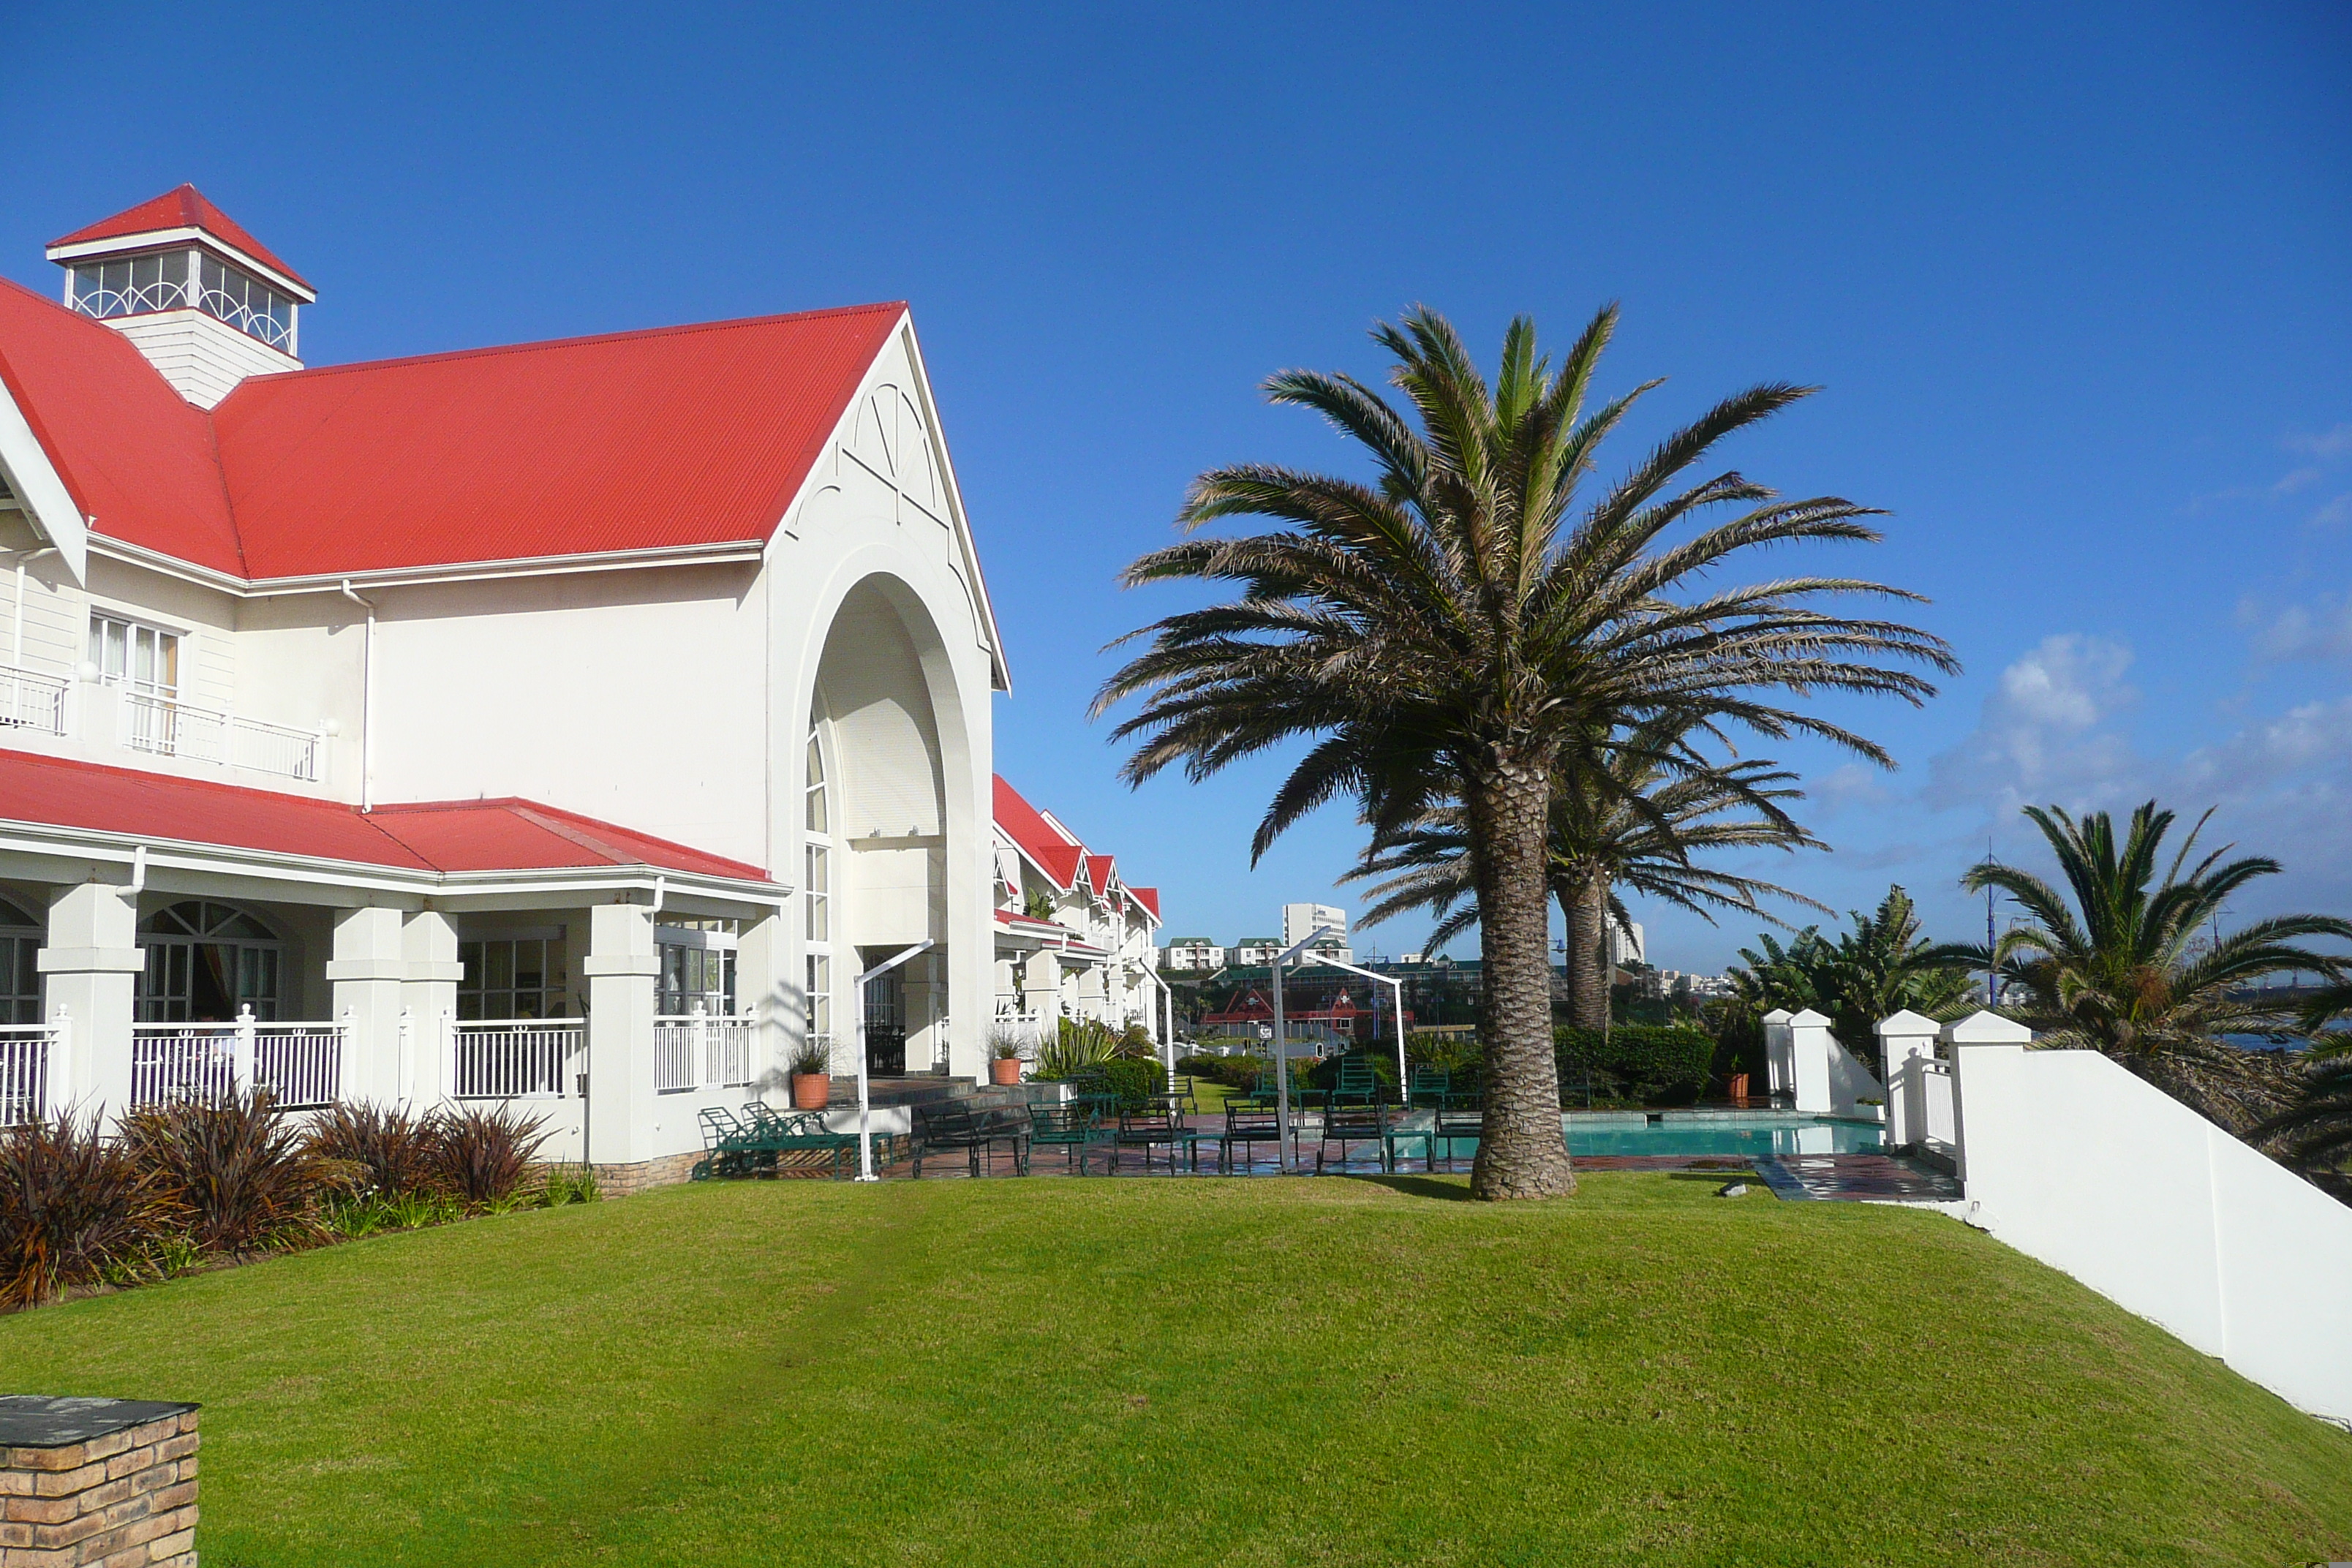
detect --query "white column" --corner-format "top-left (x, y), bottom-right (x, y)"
top-left (1760, 1008), bottom-right (1793, 1102)
top-left (399, 910), bottom-right (461, 1107)
top-left (1785, 1009), bottom-right (1837, 1112)
top-left (581, 902), bottom-right (658, 1169)
top-left (1941, 1009), bottom-right (2033, 1193)
top-left (37, 881), bottom-right (141, 1126)
top-left (1875, 1009), bottom-right (1942, 1147)
top-left (326, 906), bottom-right (406, 1106)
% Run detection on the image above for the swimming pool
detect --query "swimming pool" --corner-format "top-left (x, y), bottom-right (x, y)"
top-left (1562, 1112), bottom-right (1884, 1158)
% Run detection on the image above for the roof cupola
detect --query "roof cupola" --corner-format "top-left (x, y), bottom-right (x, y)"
top-left (45, 184), bottom-right (314, 408)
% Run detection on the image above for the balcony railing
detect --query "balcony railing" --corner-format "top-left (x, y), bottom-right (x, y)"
top-left (652, 1010), bottom-right (753, 1093)
top-left (451, 1019), bottom-right (583, 1100)
top-left (118, 687), bottom-right (324, 783)
top-left (0, 1022), bottom-right (58, 1127)
top-left (0, 663), bottom-right (68, 736)
top-left (129, 1011), bottom-right (345, 1110)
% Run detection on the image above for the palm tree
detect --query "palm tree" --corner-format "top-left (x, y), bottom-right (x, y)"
top-left (1096, 304), bottom-right (1954, 1199)
top-left (1961, 802), bottom-right (2352, 1132)
top-left (2253, 1042), bottom-right (2352, 1204)
top-left (1344, 718), bottom-right (1828, 1025)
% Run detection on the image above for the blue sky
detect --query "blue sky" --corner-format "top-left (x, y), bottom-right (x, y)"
top-left (7, 2), bottom-right (2348, 970)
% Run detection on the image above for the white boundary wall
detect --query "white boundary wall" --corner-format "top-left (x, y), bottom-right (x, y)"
top-left (1765, 1008), bottom-right (1885, 1117)
top-left (1940, 1011), bottom-right (2352, 1426)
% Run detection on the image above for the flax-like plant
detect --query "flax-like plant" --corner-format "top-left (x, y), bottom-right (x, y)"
top-left (0, 1111), bottom-right (175, 1308)
top-left (123, 1088), bottom-right (341, 1257)
top-left (1097, 304), bottom-right (1953, 1198)
top-left (1346, 717), bottom-right (1829, 1025)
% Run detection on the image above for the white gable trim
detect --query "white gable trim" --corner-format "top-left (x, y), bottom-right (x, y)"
top-left (769, 308), bottom-right (1011, 693)
top-left (0, 377), bottom-right (88, 585)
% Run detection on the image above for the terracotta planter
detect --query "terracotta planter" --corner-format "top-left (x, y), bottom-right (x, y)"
top-left (791, 1072), bottom-right (832, 1110)
top-left (1727, 1072), bottom-right (1750, 1108)
top-left (990, 1058), bottom-right (1025, 1086)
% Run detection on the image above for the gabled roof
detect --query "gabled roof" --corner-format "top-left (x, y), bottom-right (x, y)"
top-left (0, 279), bottom-right (903, 582)
top-left (1129, 886), bottom-right (1161, 920)
top-left (49, 184), bottom-right (313, 293)
top-left (0, 747), bottom-right (772, 883)
top-left (992, 774), bottom-right (1082, 889)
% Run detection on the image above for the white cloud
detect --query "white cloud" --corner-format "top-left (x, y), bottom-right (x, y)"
top-left (2246, 592), bottom-right (2352, 663)
top-left (2287, 423), bottom-right (2352, 460)
top-left (2309, 491), bottom-right (2352, 530)
top-left (1926, 634), bottom-right (2138, 810)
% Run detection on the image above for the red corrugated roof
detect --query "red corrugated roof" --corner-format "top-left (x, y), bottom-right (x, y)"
top-left (212, 305), bottom-right (901, 576)
top-left (50, 184), bottom-right (312, 291)
top-left (0, 279), bottom-right (245, 575)
top-left (1129, 886), bottom-right (1160, 919)
top-left (992, 775), bottom-right (1082, 889)
top-left (0, 275), bottom-right (903, 578)
top-left (0, 748), bottom-right (771, 883)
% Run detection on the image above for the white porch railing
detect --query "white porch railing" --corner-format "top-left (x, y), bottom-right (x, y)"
top-left (451, 1019), bottom-right (583, 1099)
top-left (0, 1021), bottom-right (57, 1126)
top-left (118, 687), bottom-right (324, 783)
top-left (0, 663), bottom-right (68, 736)
top-left (129, 1009), bottom-right (345, 1109)
top-left (652, 1009), bottom-right (753, 1093)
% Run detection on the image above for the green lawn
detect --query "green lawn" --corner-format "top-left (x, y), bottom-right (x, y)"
top-left (3, 1174), bottom-right (2348, 1567)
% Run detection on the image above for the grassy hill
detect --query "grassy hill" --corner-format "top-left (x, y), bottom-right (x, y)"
top-left (1, 1173), bottom-right (2345, 1566)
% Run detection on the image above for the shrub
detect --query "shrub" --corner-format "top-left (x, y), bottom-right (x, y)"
top-left (788, 1036), bottom-right (832, 1077)
top-left (306, 1102), bottom-right (441, 1199)
top-left (1035, 1018), bottom-right (1118, 1079)
top-left (539, 1164), bottom-right (601, 1207)
top-left (124, 1089), bottom-right (342, 1257)
top-left (431, 1104), bottom-right (551, 1207)
top-left (1555, 1025), bottom-right (1716, 1106)
top-left (0, 1111), bottom-right (173, 1308)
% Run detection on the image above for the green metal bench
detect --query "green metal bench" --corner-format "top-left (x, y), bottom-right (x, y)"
top-left (1026, 1101), bottom-right (1114, 1174)
top-left (693, 1104), bottom-right (865, 1180)
top-left (1112, 1107), bottom-right (1207, 1175)
top-left (741, 1103), bottom-right (870, 1178)
top-left (911, 1101), bottom-right (1029, 1177)
top-left (1317, 1098), bottom-right (1393, 1172)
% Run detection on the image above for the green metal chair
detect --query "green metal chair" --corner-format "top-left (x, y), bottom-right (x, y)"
top-left (1333, 1055), bottom-right (1380, 1107)
top-left (1407, 1066), bottom-right (1451, 1109)
top-left (1317, 1098), bottom-right (1392, 1172)
top-left (1112, 1107), bottom-right (1207, 1175)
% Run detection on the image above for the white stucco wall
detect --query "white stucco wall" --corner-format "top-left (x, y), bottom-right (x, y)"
top-left (1945, 1020), bottom-right (2352, 1425)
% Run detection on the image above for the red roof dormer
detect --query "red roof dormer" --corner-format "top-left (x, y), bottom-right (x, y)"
top-left (48, 184), bottom-right (313, 297)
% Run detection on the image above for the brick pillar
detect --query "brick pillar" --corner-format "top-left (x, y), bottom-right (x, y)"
top-left (0, 1396), bottom-right (198, 1566)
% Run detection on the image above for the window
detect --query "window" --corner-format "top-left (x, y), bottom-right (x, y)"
top-left (69, 251), bottom-right (192, 319)
top-left (0, 897), bottom-right (39, 1025)
top-left (459, 934), bottom-right (570, 1021)
top-left (136, 901), bottom-right (282, 1023)
top-left (657, 921), bottom-right (738, 1016)
top-left (193, 255), bottom-right (296, 350)
top-left (88, 614), bottom-right (179, 696)
top-left (804, 725), bottom-right (836, 1057)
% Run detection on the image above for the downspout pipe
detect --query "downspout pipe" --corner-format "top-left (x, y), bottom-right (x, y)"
top-left (12, 546), bottom-right (57, 666)
top-left (340, 581), bottom-right (376, 812)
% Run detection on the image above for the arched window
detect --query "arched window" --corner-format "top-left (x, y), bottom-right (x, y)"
top-left (804, 723), bottom-right (835, 1062)
top-left (0, 897), bottom-right (39, 1025)
top-left (137, 900), bottom-right (282, 1022)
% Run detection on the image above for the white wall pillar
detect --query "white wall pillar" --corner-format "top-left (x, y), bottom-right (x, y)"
top-left (1875, 1009), bottom-right (1942, 1147)
top-left (1942, 1009), bottom-right (2033, 1191)
top-left (1760, 1008), bottom-right (1793, 1102)
top-left (38, 881), bottom-right (141, 1125)
top-left (327, 906), bottom-right (406, 1107)
top-left (399, 910), bottom-right (461, 1107)
top-left (581, 902), bottom-right (657, 1168)
top-left (1784, 1009), bottom-right (1836, 1113)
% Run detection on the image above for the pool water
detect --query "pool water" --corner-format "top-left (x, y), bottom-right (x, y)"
top-left (1563, 1113), bottom-right (1884, 1158)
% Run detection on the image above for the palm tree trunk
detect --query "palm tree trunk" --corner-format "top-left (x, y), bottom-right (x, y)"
top-left (1566, 868), bottom-right (1610, 1030)
top-left (1466, 752), bottom-right (1577, 1199)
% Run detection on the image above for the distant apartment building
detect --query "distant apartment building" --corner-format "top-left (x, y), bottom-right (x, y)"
top-left (1230, 935), bottom-right (1282, 967)
top-left (1607, 921), bottom-right (1646, 969)
top-left (1281, 902), bottom-right (1352, 964)
top-left (1160, 937), bottom-right (1224, 972)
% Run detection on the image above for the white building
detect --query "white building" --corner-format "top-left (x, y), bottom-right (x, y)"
top-left (1280, 902), bottom-right (1352, 964)
top-left (1607, 921), bottom-right (1646, 969)
top-left (1159, 938), bottom-right (1224, 973)
top-left (990, 778), bottom-right (1164, 1045)
top-left (0, 186), bottom-right (1009, 1190)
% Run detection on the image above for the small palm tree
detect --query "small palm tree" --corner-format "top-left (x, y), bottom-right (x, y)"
top-left (1097, 304), bottom-right (1953, 1199)
top-left (1961, 802), bottom-right (2352, 1060)
top-left (1717, 885), bottom-right (1976, 1066)
top-left (1346, 718), bottom-right (1828, 1025)
top-left (2253, 1043), bottom-right (2352, 1203)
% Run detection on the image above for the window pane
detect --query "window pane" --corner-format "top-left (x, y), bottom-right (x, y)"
top-left (157, 633), bottom-right (178, 693)
top-left (105, 620), bottom-right (127, 679)
top-left (486, 942), bottom-right (513, 990)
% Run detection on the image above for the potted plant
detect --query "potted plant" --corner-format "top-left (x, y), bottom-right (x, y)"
top-left (987, 1025), bottom-right (1027, 1087)
top-left (789, 1038), bottom-right (832, 1109)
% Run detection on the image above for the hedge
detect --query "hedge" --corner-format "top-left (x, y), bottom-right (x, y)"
top-left (1553, 1024), bottom-right (1714, 1106)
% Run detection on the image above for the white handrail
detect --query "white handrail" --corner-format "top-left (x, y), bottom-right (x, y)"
top-left (0, 1022), bottom-right (56, 1127)
top-left (0, 663), bottom-right (68, 736)
top-left (118, 686), bottom-right (323, 783)
top-left (129, 1009), bottom-right (344, 1109)
top-left (449, 1018), bottom-right (582, 1100)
